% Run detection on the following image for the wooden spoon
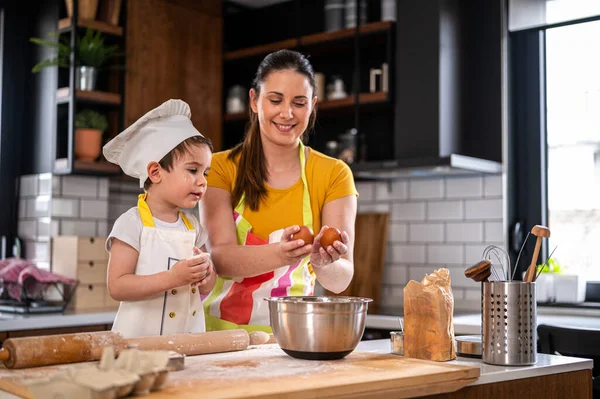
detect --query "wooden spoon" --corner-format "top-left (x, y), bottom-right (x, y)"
top-left (465, 260), bottom-right (492, 282)
top-left (523, 225), bottom-right (551, 282)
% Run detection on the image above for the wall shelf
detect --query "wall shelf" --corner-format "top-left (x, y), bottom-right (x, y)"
top-left (223, 21), bottom-right (394, 61)
top-left (54, 159), bottom-right (121, 175)
top-left (56, 88), bottom-right (122, 105)
top-left (58, 18), bottom-right (123, 36)
top-left (223, 91), bottom-right (389, 122)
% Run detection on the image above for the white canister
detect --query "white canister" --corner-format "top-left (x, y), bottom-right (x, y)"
top-left (315, 72), bottom-right (326, 101)
top-left (381, 0), bottom-right (396, 22)
top-left (345, 0), bottom-right (367, 28)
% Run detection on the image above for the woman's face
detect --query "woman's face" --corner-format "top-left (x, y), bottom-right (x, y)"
top-left (250, 69), bottom-right (317, 147)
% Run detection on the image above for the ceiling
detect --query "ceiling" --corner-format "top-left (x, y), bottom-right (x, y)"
top-left (226, 0), bottom-right (293, 9)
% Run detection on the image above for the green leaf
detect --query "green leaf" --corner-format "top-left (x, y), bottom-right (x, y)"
top-left (75, 109), bottom-right (108, 132)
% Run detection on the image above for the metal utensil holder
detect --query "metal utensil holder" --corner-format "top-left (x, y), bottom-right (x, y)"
top-left (482, 282), bottom-right (537, 366)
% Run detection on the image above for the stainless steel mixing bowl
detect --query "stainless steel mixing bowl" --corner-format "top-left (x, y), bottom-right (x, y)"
top-left (264, 296), bottom-right (373, 360)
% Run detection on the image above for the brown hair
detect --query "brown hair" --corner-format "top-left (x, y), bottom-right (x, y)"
top-left (228, 49), bottom-right (317, 211)
top-left (144, 135), bottom-right (213, 191)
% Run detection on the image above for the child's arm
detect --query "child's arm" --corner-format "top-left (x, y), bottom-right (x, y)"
top-left (107, 239), bottom-right (209, 302)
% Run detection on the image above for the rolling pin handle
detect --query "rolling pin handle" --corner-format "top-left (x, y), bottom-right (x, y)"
top-left (0, 348), bottom-right (10, 362)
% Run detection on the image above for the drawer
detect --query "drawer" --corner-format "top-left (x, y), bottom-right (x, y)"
top-left (68, 283), bottom-right (106, 310)
top-left (77, 236), bottom-right (108, 261)
top-left (77, 260), bottom-right (108, 284)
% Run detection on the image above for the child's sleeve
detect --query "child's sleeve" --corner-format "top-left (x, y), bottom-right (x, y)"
top-left (105, 211), bottom-right (142, 253)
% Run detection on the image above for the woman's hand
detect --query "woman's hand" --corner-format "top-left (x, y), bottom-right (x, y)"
top-left (310, 225), bottom-right (349, 268)
top-left (278, 225), bottom-right (313, 265)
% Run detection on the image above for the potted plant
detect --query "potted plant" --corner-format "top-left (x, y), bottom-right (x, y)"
top-left (30, 28), bottom-right (121, 91)
top-left (74, 109), bottom-right (108, 162)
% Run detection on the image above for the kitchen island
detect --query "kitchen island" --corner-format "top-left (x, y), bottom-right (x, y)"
top-left (0, 339), bottom-right (592, 398)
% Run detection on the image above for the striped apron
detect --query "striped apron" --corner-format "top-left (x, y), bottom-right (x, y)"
top-left (203, 142), bottom-right (316, 332)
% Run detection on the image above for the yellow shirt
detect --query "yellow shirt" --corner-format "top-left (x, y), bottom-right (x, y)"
top-left (207, 147), bottom-right (358, 240)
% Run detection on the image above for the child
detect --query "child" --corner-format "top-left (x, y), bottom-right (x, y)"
top-left (103, 99), bottom-right (215, 338)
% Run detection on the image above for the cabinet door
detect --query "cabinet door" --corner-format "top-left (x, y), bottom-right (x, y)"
top-left (125, 0), bottom-right (223, 150)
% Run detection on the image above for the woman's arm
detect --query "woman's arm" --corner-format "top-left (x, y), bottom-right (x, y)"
top-left (200, 186), bottom-right (312, 277)
top-left (311, 195), bottom-right (357, 293)
top-left (107, 239), bottom-right (209, 301)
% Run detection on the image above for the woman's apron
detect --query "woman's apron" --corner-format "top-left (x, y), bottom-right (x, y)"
top-left (112, 194), bottom-right (206, 338)
top-left (203, 142), bottom-right (316, 333)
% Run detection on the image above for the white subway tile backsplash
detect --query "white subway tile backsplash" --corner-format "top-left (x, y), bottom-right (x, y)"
top-left (18, 220), bottom-right (37, 240)
top-left (60, 220), bottom-right (97, 236)
top-left (408, 266), bottom-right (435, 282)
top-left (109, 203), bottom-right (133, 221)
top-left (427, 200), bottom-right (463, 221)
top-left (375, 181), bottom-right (408, 201)
top-left (358, 203), bottom-right (390, 214)
top-left (465, 244), bottom-right (490, 264)
top-left (387, 223), bottom-right (408, 243)
top-left (80, 199), bottom-right (109, 219)
top-left (98, 178), bottom-right (109, 199)
top-left (427, 245), bottom-right (464, 264)
top-left (485, 221), bottom-right (504, 243)
top-left (445, 177), bottom-right (483, 198)
top-left (464, 288), bottom-right (482, 301)
top-left (24, 241), bottom-right (50, 263)
top-left (380, 285), bottom-right (404, 309)
top-left (61, 176), bottom-right (98, 197)
top-left (409, 223), bottom-right (444, 243)
top-left (390, 244), bottom-right (426, 264)
top-left (465, 199), bottom-right (502, 220)
top-left (484, 174), bottom-right (503, 197)
top-left (38, 174), bottom-right (52, 195)
top-left (26, 196), bottom-right (51, 218)
top-left (37, 218), bottom-right (51, 238)
top-left (445, 222), bottom-right (483, 243)
top-left (19, 175), bottom-right (38, 197)
top-left (96, 221), bottom-right (109, 236)
top-left (52, 176), bottom-right (61, 195)
top-left (382, 265), bottom-right (408, 286)
top-left (392, 203), bottom-right (426, 221)
top-left (409, 179), bottom-right (444, 200)
top-left (447, 266), bottom-right (478, 289)
top-left (52, 198), bottom-right (79, 217)
top-left (50, 220), bottom-right (60, 237)
top-left (356, 182), bottom-right (374, 202)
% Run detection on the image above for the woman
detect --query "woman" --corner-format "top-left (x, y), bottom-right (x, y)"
top-left (200, 49), bottom-right (357, 332)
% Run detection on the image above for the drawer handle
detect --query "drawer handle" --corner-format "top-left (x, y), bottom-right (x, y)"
top-left (88, 285), bottom-right (94, 291)
top-left (89, 261), bottom-right (94, 267)
top-left (89, 237), bottom-right (95, 244)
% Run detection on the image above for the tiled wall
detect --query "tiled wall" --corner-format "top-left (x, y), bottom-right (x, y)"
top-left (18, 174), bottom-right (112, 269)
top-left (356, 174), bottom-right (505, 312)
top-left (18, 172), bottom-right (504, 312)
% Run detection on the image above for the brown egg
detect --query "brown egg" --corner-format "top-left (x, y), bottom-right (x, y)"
top-left (320, 227), bottom-right (341, 248)
top-left (292, 226), bottom-right (314, 244)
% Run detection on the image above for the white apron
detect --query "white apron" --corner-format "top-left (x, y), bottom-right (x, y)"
top-left (112, 194), bottom-right (206, 338)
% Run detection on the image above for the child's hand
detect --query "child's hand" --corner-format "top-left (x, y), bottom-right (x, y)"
top-left (169, 247), bottom-right (212, 287)
top-left (191, 247), bottom-right (214, 287)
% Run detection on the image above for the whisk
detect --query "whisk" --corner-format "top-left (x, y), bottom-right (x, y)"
top-left (482, 245), bottom-right (511, 281)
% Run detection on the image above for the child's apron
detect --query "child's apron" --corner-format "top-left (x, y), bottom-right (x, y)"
top-left (111, 194), bottom-right (206, 338)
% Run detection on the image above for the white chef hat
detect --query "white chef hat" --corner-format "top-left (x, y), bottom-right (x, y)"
top-left (103, 99), bottom-right (204, 188)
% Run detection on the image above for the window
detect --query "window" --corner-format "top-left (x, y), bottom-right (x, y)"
top-left (546, 20), bottom-right (600, 278)
top-left (508, 8), bottom-right (600, 288)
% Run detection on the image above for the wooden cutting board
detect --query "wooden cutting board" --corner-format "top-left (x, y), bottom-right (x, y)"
top-left (0, 345), bottom-right (480, 399)
top-left (327, 212), bottom-right (390, 314)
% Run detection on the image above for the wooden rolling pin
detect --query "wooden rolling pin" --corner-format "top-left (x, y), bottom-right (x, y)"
top-left (0, 329), bottom-right (271, 369)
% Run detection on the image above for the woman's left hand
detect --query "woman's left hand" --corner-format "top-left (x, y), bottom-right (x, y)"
top-left (310, 226), bottom-right (349, 268)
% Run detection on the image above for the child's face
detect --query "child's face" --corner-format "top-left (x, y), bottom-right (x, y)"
top-left (160, 144), bottom-right (212, 209)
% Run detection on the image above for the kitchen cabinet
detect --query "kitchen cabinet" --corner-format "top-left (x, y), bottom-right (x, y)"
top-left (125, 0), bottom-right (223, 150)
top-left (52, 0), bottom-right (126, 176)
top-left (221, 0), bottom-right (504, 170)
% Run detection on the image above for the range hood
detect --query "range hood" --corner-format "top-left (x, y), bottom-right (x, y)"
top-left (351, 154), bottom-right (503, 180)
top-left (348, 0), bottom-right (504, 181)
